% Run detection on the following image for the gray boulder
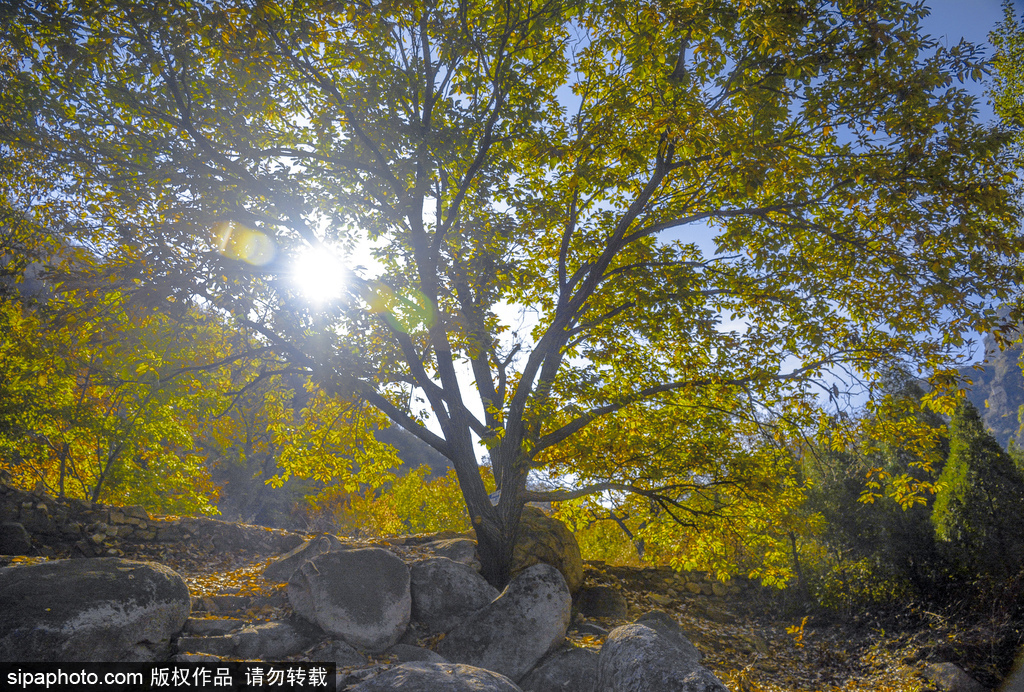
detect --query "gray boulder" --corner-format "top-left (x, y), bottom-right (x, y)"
top-left (598, 623), bottom-right (727, 692)
top-left (264, 534), bottom-right (345, 582)
top-left (0, 558), bottom-right (190, 661)
top-left (386, 643), bottom-right (448, 663)
top-left (575, 585), bottom-right (628, 619)
top-left (0, 523), bottom-right (32, 555)
top-left (410, 557), bottom-right (499, 633)
top-left (436, 563), bottom-right (572, 682)
top-left (423, 538), bottom-right (481, 571)
top-left (519, 646), bottom-right (599, 692)
top-left (922, 663), bottom-right (988, 692)
top-left (349, 662), bottom-right (524, 691)
top-left (633, 611), bottom-right (702, 665)
top-left (288, 548), bottom-right (410, 652)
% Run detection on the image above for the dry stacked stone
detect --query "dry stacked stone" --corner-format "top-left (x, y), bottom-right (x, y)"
top-left (0, 479), bottom-right (303, 558)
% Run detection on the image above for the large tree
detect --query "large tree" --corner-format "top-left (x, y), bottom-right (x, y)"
top-left (2, 0), bottom-right (1022, 585)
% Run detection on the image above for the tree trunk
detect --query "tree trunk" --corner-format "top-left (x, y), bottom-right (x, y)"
top-left (58, 442), bottom-right (68, 499)
top-left (788, 530), bottom-right (808, 600)
top-left (92, 441), bottom-right (121, 504)
top-left (609, 509), bottom-right (646, 561)
top-left (472, 453), bottom-right (527, 588)
top-left (475, 511), bottom-right (517, 588)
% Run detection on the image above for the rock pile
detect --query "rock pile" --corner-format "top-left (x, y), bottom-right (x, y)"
top-left (0, 483), bottom-right (735, 690)
top-left (0, 550), bottom-right (729, 692)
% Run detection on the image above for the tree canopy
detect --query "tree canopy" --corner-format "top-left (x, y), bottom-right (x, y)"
top-left (2, 0), bottom-right (1022, 585)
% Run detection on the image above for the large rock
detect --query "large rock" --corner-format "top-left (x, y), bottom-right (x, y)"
top-left (0, 522), bottom-right (32, 555)
top-left (0, 558), bottom-right (190, 661)
top-left (349, 662), bottom-right (524, 692)
top-left (922, 663), bottom-right (988, 692)
top-left (423, 538), bottom-right (481, 571)
top-left (575, 585), bottom-right (628, 619)
top-left (264, 534), bottom-right (345, 582)
top-left (436, 563), bottom-right (572, 682)
top-left (288, 548), bottom-right (410, 652)
top-left (597, 623), bottom-right (727, 692)
top-left (410, 557), bottom-right (499, 633)
top-left (519, 646), bottom-right (599, 692)
top-left (633, 611), bottom-right (702, 665)
top-left (512, 507), bottom-right (584, 593)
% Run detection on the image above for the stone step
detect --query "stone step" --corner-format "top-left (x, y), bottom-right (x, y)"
top-left (184, 617), bottom-right (246, 636)
top-left (176, 620), bottom-right (312, 661)
top-left (191, 594), bottom-right (252, 613)
top-left (176, 634), bottom-right (237, 658)
top-left (172, 653), bottom-right (224, 663)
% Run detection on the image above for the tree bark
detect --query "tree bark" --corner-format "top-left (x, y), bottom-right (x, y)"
top-left (475, 510), bottom-right (517, 588)
top-left (788, 530), bottom-right (808, 601)
top-left (472, 446), bottom-right (528, 588)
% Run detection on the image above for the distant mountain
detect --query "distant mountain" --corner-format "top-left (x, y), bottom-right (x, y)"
top-left (961, 331), bottom-right (1024, 450)
top-left (375, 425), bottom-right (453, 478)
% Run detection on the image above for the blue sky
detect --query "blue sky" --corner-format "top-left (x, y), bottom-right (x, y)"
top-left (922, 0), bottom-right (1014, 123)
top-left (923, 0), bottom-right (1009, 47)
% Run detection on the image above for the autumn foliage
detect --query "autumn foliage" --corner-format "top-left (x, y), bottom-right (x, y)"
top-left (2, 0), bottom-right (1024, 590)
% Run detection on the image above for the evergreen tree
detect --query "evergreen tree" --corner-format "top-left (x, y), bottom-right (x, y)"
top-left (803, 374), bottom-right (946, 608)
top-left (932, 400), bottom-right (1024, 579)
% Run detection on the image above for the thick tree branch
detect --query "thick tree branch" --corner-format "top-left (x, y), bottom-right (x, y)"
top-left (530, 358), bottom-right (839, 458)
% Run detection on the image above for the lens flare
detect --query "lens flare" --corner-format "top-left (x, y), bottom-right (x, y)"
top-left (214, 221), bottom-right (276, 266)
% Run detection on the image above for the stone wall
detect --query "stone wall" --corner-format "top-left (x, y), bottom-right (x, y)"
top-left (587, 561), bottom-right (756, 600)
top-left (0, 478), bottom-right (304, 559)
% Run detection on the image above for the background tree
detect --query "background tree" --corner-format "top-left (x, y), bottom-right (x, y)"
top-left (801, 374), bottom-right (947, 610)
top-left (992, 1), bottom-right (1024, 151)
top-left (932, 400), bottom-right (1024, 581)
top-left (547, 393), bottom-right (810, 584)
top-left (3, 0), bottom-right (1023, 586)
top-left (0, 291), bottom-right (225, 513)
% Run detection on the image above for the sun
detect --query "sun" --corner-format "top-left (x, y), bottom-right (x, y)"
top-left (292, 247), bottom-right (347, 303)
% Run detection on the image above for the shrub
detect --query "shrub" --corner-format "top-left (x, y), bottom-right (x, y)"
top-left (812, 557), bottom-right (913, 613)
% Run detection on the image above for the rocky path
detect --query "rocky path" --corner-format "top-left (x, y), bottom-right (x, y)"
top-left (112, 539), bottom-right (960, 692)
top-left (2, 483), bottom-right (1013, 689)
top-left (5, 531), bottom-right (1009, 691)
